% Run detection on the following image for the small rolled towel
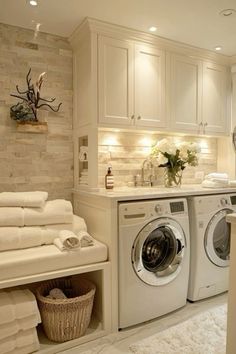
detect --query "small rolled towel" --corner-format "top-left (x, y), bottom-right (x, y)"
top-left (24, 199), bottom-right (73, 226)
top-left (229, 180), bottom-right (236, 187)
top-left (47, 288), bottom-right (67, 300)
top-left (0, 191), bottom-right (48, 208)
top-left (77, 230), bottom-right (94, 247)
top-left (53, 230), bottom-right (80, 251)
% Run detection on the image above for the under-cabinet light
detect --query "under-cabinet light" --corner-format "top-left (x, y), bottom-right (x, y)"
top-left (215, 46), bottom-right (222, 51)
top-left (149, 26), bottom-right (157, 32)
top-left (29, 0), bottom-right (38, 6)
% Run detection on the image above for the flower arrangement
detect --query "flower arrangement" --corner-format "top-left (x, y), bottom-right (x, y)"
top-left (151, 138), bottom-right (200, 187)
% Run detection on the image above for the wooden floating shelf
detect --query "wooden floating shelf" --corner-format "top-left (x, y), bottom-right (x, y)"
top-left (16, 121), bottom-right (48, 133)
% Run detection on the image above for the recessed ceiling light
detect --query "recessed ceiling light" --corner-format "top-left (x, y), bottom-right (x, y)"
top-left (219, 8), bottom-right (236, 17)
top-left (215, 46), bottom-right (222, 51)
top-left (29, 0), bottom-right (38, 6)
top-left (149, 26), bottom-right (157, 32)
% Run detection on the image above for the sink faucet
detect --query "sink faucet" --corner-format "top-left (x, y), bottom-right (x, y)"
top-left (141, 159), bottom-right (154, 187)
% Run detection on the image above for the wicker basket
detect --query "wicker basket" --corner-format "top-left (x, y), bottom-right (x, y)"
top-left (36, 278), bottom-right (96, 342)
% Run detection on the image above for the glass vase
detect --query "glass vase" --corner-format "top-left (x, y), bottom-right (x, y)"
top-left (164, 167), bottom-right (183, 188)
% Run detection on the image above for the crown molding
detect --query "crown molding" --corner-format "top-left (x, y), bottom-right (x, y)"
top-left (70, 17), bottom-right (231, 65)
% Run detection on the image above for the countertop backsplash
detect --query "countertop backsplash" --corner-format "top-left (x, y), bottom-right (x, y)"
top-left (98, 131), bottom-right (217, 188)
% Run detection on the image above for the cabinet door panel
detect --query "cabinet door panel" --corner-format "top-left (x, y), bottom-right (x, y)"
top-left (170, 54), bottom-right (202, 132)
top-left (203, 62), bottom-right (228, 134)
top-left (135, 45), bottom-right (166, 128)
top-left (98, 36), bottom-right (134, 125)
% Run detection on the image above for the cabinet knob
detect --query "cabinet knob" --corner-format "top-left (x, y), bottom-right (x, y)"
top-left (199, 122), bottom-right (203, 126)
top-left (131, 115), bottom-right (135, 120)
top-left (137, 115), bottom-right (141, 120)
top-left (204, 122), bottom-right (208, 126)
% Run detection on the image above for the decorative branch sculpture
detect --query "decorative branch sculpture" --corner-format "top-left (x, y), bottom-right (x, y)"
top-left (10, 68), bottom-right (62, 122)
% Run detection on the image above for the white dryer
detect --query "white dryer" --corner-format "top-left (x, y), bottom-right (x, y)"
top-left (118, 198), bottom-right (190, 329)
top-left (188, 193), bottom-right (236, 302)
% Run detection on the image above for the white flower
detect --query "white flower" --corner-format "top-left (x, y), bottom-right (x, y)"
top-left (157, 154), bottom-right (168, 165)
top-left (155, 139), bottom-right (177, 155)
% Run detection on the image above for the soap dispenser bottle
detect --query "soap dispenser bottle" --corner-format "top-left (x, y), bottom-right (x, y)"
top-left (105, 166), bottom-right (114, 189)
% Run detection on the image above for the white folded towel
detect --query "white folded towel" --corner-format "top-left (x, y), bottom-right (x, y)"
top-left (54, 230), bottom-right (80, 251)
top-left (8, 341), bottom-right (40, 354)
top-left (0, 208), bottom-right (24, 227)
top-left (205, 173), bottom-right (228, 180)
top-left (0, 191), bottom-right (48, 208)
top-left (229, 180), bottom-right (236, 187)
top-left (0, 328), bottom-right (39, 354)
top-left (77, 230), bottom-right (94, 247)
top-left (0, 289), bottom-right (40, 325)
top-left (0, 314), bottom-right (40, 341)
top-left (24, 199), bottom-right (73, 226)
top-left (202, 180), bottom-right (228, 189)
top-left (0, 215), bottom-right (87, 251)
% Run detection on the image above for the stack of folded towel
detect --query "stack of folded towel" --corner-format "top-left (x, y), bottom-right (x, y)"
top-left (202, 173), bottom-right (229, 188)
top-left (79, 169), bottom-right (88, 186)
top-left (0, 191), bottom-right (90, 252)
top-left (0, 289), bottom-right (41, 354)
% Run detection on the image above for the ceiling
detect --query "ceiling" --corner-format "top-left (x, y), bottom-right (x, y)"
top-left (1, 0), bottom-right (236, 56)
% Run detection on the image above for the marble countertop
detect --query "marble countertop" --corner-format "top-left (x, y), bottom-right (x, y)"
top-left (73, 184), bottom-right (236, 201)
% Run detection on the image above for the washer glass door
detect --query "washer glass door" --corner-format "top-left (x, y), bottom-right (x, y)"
top-left (205, 209), bottom-right (232, 267)
top-left (132, 218), bottom-right (186, 286)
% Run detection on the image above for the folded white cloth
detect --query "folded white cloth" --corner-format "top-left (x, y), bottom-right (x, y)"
top-left (0, 289), bottom-right (40, 325)
top-left (0, 327), bottom-right (39, 354)
top-left (0, 208), bottom-right (24, 227)
top-left (0, 314), bottom-right (40, 341)
top-left (202, 180), bottom-right (228, 189)
top-left (24, 199), bottom-right (73, 226)
top-left (0, 214), bottom-right (87, 251)
top-left (77, 230), bottom-right (94, 247)
top-left (209, 178), bottom-right (229, 184)
top-left (229, 180), bottom-right (236, 187)
top-left (0, 192), bottom-right (48, 208)
top-left (54, 230), bottom-right (80, 251)
top-left (205, 173), bottom-right (228, 180)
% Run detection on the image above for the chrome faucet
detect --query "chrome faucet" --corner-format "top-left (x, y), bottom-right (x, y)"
top-left (141, 159), bottom-right (154, 187)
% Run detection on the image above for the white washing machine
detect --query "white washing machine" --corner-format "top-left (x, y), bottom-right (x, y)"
top-left (188, 193), bottom-right (236, 302)
top-left (118, 198), bottom-right (190, 329)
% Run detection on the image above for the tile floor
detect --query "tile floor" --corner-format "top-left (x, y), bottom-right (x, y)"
top-left (62, 292), bottom-right (227, 354)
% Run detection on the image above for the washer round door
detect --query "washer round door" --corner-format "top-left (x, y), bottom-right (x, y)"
top-left (204, 208), bottom-right (232, 267)
top-left (131, 218), bottom-right (186, 286)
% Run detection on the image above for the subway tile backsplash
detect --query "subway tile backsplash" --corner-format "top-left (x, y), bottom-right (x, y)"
top-left (98, 131), bottom-right (217, 188)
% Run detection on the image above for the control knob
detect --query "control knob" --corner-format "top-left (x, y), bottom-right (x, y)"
top-left (220, 198), bottom-right (228, 206)
top-left (155, 204), bottom-right (162, 214)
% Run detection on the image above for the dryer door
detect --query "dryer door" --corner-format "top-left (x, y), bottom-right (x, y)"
top-left (132, 218), bottom-right (186, 286)
top-left (204, 208), bottom-right (232, 267)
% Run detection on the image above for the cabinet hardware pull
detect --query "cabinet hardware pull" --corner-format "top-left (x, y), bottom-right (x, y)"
top-left (199, 122), bottom-right (203, 126)
top-left (131, 115), bottom-right (135, 120)
top-left (204, 122), bottom-right (208, 126)
top-left (137, 115), bottom-right (141, 120)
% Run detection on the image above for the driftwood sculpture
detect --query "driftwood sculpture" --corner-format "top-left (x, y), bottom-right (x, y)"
top-left (10, 68), bottom-right (62, 122)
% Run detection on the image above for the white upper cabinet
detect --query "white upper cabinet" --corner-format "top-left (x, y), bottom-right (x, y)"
top-left (169, 54), bottom-right (202, 133)
top-left (169, 54), bottom-right (230, 135)
top-left (134, 44), bottom-right (166, 128)
top-left (202, 62), bottom-right (229, 134)
top-left (98, 36), bottom-right (166, 129)
top-left (98, 36), bottom-right (134, 126)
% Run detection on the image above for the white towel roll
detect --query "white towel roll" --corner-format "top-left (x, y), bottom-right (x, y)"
top-left (53, 230), bottom-right (80, 251)
top-left (77, 230), bottom-right (94, 247)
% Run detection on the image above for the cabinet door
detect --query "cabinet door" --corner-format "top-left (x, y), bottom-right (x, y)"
top-left (202, 62), bottom-right (229, 134)
top-left (169, 54), bottom-right (202, 132)
top-left (134, 45), bottom-right (166, 128)
top-left (98, 36), bottom-right (134, 126)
